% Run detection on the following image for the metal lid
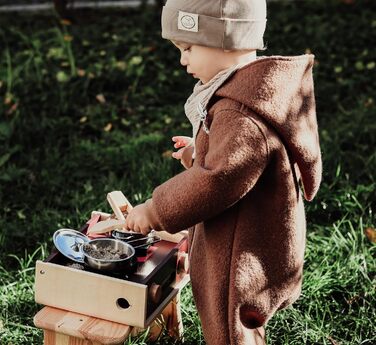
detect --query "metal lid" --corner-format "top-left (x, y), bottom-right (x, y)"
top-left (53, 229), bottom-right (89, 264)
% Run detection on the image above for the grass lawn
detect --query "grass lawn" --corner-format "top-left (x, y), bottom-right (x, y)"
top-left (0, 0), bottom-right (375, 344)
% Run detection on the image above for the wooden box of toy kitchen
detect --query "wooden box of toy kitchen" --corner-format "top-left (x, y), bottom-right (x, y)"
top-left (34, 212), bottom-right (190, 329)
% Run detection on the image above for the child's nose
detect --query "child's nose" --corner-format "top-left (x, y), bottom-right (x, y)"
top-left (180, 53), bottom-right (188, 66)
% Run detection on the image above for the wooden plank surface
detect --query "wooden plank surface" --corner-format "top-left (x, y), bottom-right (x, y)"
top-left (34, 306), bottom-right (131, 344)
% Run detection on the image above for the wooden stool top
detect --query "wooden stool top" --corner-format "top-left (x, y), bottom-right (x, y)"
top-left (33, 306), bottom-right (132, 345)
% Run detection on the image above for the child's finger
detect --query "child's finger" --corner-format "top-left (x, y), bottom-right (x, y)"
top-left (124, 218), bottom-right (133, 231)
top-left (172, 147), bottom-right (185, 159)
top-left (174, 141), bottom-right (186, 148)
top-left (172, 136), bottom-right (192, 145)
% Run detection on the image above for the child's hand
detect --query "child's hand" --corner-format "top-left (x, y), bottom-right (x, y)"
top-left (124, 203), bottom-right (153, 236)
top-left (171, 136), bottom-right (192, 160)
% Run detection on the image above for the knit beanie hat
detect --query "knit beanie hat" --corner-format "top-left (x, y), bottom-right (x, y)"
top-left (161, 0), bottom-right (267, 50)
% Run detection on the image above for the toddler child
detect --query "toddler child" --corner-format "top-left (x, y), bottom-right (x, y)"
top-left (125, 0), bottom-right (322, 344)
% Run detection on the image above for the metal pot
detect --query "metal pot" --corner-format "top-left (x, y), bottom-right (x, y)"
top-left (53, 229), bottom-right (137, 273)
top-left (82, 238), bottom-right (137, 272)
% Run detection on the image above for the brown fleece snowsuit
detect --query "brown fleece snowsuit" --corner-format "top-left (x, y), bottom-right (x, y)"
top-left (146, 55), bottom-right (322, 344)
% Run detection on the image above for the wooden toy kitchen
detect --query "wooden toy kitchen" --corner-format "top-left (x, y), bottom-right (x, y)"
top-left (33, 191), bottom-right (190, 345)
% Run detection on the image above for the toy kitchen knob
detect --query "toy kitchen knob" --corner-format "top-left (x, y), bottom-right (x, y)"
top-left (177, 252), bottom-right (189, 273)
top-left (149, 283), bottom-right (162, 304)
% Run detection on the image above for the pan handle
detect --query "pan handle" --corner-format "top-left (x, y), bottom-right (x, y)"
top-left (130, 237), bottom-right (161, 249)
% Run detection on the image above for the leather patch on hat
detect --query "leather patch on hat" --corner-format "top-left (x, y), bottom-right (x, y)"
top-left (178, 11), bottom-right (199, 32)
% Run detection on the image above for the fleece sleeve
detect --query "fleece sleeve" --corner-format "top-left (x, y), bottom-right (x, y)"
top-left (146, 109), bottom-right (269, 233)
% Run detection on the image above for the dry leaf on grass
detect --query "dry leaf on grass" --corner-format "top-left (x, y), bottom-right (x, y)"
top-left (104, 123), bottom-right (112, 132)
top-left (77, 69), bottom-right (86, 77)
top-left (60, 19), bottom-right (72, 26)
top-left (96, 94), bottom-right (106, 104)
top-left (364, 227), bottom-right (376, 244)
top-left (328, 336), bottom-right (340, 345)
top-left (6, 103), bottom-right (18, 115)
top-left (162, 150), bottom-right (173, 158)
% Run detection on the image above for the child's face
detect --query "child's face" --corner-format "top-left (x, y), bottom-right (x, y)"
top-left (172, 41), bottom-right (234, 84)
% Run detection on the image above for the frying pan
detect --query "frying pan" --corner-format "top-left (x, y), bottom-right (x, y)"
top-left (111, 230), bottom-right (161, 256)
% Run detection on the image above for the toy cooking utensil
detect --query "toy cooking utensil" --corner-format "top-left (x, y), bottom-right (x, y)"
top-left (53, 229), bottom-right (89, 263)
top-left (52, 229), bottom-right (136, 272)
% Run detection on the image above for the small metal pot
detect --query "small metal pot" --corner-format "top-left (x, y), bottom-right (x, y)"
top-left (82, 238), bottom-right (137, 272)
top-left (53, 229), bottom-right (137, 273)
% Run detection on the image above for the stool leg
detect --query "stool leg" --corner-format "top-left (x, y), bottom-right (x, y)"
top-left (43, 330), bottom-right (56, 345)
top-left (166, 292), bottom-right (183, 339)
top-left (43, 330), bottom-right (103, 345)
top-left (148, 292), bottom-right (184, 341)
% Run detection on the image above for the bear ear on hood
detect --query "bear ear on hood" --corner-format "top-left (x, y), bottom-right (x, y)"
top-left (216, 55), bottom-right (322, 201)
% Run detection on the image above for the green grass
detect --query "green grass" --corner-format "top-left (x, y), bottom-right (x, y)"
top-left (0, 0), bottom-right (375, 344)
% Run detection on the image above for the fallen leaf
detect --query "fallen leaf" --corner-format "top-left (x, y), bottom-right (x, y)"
top-left (96, 94), bottom-right (106, 104)
top-left (79, 116), bottom-right (87, 123)
top-left (63, 35), bottom-right (73, 42)
top-left (162, 150), bottom-right (173, 158)
top-left (328, 336), bottom-right (340, 345)
top-left (364, 227), bottom-right (376, 243)
top-left (116, 61), bottom-right (127, 71)
top-left (103, 123), bottom-right (112, 132)
top-left (364, 98), bottom-right (374, 108)
top-left (77, 69), bottom-right (86, 77)
top-left (60, 19), bottom-right (72, 26)
top-left (4, 94), bottom-right (12, 105)
top-left (6, 103), bottom-right (18, 115)
top-left (346, 294), bottom-right (360, 305)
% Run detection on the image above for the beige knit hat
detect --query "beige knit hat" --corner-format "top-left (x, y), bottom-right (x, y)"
top-left (161, 0), bottom-right (267, 50)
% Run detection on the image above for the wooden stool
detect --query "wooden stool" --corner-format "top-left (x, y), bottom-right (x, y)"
top-left (34, 294), bottom-right (183, 345)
